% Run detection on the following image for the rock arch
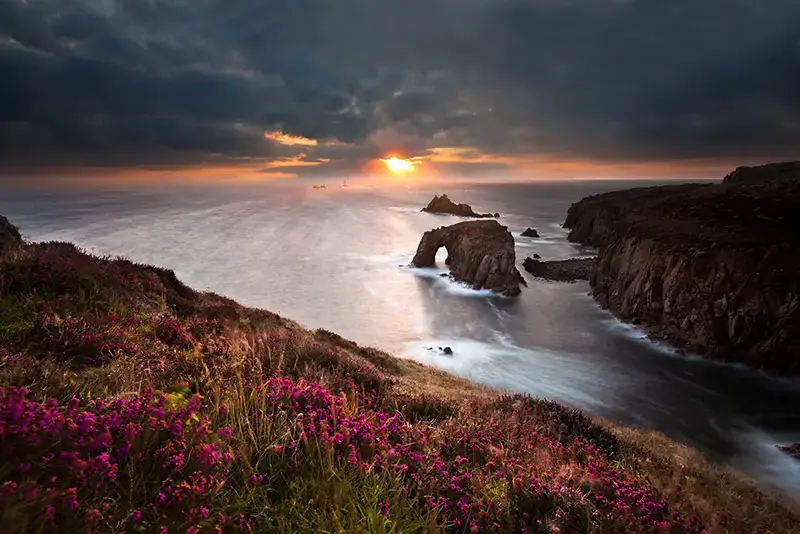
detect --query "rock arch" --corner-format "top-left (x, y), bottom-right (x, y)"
top-left (411, 220), bottom-right (523, 296)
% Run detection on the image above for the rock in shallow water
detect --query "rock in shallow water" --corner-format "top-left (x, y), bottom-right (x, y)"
top-left (521, 227), bottom-right (540, 238)
top-left (522, 257), bottom-right (596, 283)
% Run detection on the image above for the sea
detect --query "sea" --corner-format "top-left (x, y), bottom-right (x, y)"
top-left (3, 177), bottom-right (800, 500)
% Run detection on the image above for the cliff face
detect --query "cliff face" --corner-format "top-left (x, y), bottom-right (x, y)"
top-left (412, 220), bottom-right (522, 296)
top-left (564, 162), bottom-right (800, 374)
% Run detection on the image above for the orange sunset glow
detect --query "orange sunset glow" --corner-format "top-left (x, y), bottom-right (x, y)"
top-left (381, 156), bottom-right (416, 175)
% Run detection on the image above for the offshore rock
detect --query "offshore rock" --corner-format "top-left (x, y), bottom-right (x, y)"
top-left (422, 194), bottom-right (498, 218)
top-left (521, 227), bottom-right (540, 238)
top-left (412, 220), bottom-right (522, 296)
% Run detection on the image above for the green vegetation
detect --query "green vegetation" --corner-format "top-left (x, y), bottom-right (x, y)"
top-left (1, 236), bottom-right (799, 533)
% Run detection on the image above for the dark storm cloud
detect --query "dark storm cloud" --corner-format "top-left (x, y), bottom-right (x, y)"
top-left (1, 0), bottom-right (799, 173)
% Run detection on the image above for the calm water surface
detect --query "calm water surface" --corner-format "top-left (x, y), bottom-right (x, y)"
top-left (3, 179), bottom-right (799, 499)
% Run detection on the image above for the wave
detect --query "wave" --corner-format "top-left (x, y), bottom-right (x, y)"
top-left (400, 337), bottom-right (609, 410)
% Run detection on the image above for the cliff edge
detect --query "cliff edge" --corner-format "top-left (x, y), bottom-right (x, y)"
top-left (564, 161), bottom-right (800, 374)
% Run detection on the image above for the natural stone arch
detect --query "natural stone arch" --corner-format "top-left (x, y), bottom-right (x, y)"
top-left (411, 220), bottom-right (523, 296)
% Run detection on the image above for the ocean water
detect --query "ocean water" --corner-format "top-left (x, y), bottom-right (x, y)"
top-left (3, 178), bottom-right (800, 499)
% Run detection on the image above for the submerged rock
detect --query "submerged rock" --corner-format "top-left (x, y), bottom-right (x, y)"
top-left (521, 227), bottom-right (540, 238)
top-left (422, 194), bottom-right (497, 218)
top-left (411, 220), bottom-right (522, 296)
top-left (0, 215), bottom-right (22, 251)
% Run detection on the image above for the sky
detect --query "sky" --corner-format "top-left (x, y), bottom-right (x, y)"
top-left (1, 0), bottom-right (799, 181)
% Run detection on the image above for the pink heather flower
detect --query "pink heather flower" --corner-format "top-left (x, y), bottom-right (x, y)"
top-left (378, 500), bottom-right (390, 517)
top-left (199, 507), bottom-right (210, 519)
top-left (132, 510), bottom-right (143, 521)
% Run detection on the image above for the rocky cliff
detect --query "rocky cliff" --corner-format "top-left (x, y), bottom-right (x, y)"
top-left (564, 162), bottom-right (800, 374)
top-left (422, 194), bottom-right (499, 218)
top-left (0, 216), bottom-right (22, 251)
top-left (412, 220), bottom-right (522, 296)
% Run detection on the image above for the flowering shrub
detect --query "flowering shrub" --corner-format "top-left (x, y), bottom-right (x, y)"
top-left (216, 377), bottom-right (704, 533)
top-left (0, 243), bottom-right (152, 302)
top-left (0, 387), bottom-right (234, 533)
top-left (153, 314), bottom-right (195, 348)
top-left (27, 312), bottom-right (139, 367)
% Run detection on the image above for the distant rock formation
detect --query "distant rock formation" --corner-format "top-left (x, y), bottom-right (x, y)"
top-left (522, 257), bottom-right (595, 283)
top-left (563, 161), bottom-right (800, 375)
top-left (0, 215), bottom-right (22, 251)
top-left (722, 161), bottom-right (800, 185)
top-left (422, 194), bottom-right (498, 218)
top-left (521, 227), bottom-right (540, 238)
top-left (311, 184), bottom-right (327, 189)
top-left (412, 220), bottom-right (522, 296)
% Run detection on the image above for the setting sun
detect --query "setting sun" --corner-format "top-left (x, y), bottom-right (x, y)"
top-left (381, 156), bottom-right (415, 175)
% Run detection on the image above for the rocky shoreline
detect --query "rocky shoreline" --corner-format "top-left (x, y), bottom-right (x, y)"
top-left (522, 257), bottom-right (595, 283)
top-left (563, 161), bottom-right (800, 375)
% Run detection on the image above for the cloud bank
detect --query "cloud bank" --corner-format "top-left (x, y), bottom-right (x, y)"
top-left (1, 0), bottom-right (799, 177)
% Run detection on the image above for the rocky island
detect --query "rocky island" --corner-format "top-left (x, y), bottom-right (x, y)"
top-left (564, 161), bottom-right (800, 375)
top-left (422, 194), bottom-right (499, 218)
top-left (412, 220), bottom-right (523, 296)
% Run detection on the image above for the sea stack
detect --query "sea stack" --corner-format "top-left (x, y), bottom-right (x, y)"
top-left (411, 220), bottom-right (522, 296)
top-left (422, 194), bottom-right (498, 218)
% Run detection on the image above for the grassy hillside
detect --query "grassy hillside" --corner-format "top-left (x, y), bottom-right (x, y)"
top-left (1, 229), bottom-right (798, 533)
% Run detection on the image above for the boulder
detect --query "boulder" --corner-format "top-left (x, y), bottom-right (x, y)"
top-left (412, 220), bottom-right (522, 296)
top-left (422, 194), bottom-right (497, 218)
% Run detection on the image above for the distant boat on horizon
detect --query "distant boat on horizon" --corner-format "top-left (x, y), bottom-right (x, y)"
top-left (311, 184), bottom-right (327, 189)
top-left (342, 178), bottom-right (349, 187)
